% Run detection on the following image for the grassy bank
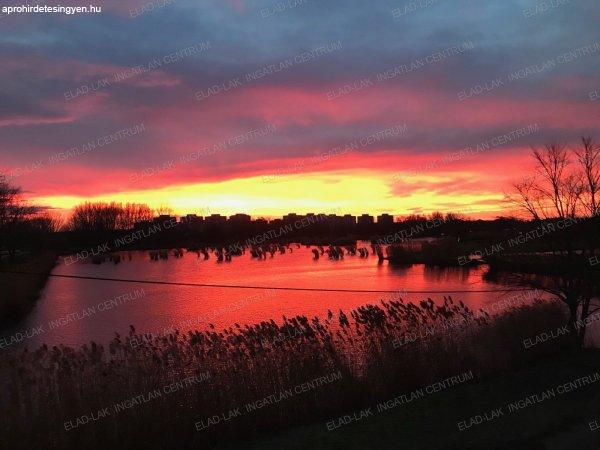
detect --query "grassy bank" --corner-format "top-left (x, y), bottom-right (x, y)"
top-left (244, 349), bottom-right (600, 450)
top-left (0, 296), bottom-right (577, 449)
top-left (0, 252), bottom-right (57, 325)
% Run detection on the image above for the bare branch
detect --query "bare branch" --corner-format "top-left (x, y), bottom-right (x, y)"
top-left (574, 136), bottom-right (600, 217)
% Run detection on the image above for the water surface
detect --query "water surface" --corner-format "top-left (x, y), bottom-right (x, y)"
top-left (5, 243), bottom-right (541, 348)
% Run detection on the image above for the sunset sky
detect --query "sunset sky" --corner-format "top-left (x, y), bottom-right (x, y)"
top-left (1, 0), bottom-right (598, 218)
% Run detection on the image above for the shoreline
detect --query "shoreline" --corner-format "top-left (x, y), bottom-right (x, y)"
top-left (0, 252), bottom-right (57, 328)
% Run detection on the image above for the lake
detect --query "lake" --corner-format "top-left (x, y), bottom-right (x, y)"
top-left (3, 243), bottom-right (549, 349)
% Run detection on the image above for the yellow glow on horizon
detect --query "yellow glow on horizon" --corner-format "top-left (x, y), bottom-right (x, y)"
top-left (31, 172), bottom-right (504, 218)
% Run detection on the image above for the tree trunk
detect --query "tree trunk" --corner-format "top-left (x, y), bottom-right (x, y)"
top-left (566, 298), bottom-right (580, 343)
top-left (577, 297), bottom-right (592, 348)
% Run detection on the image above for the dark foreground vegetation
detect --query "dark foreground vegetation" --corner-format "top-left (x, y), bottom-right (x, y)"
top-left (247, 349), bottom-right (600, 450)
top-left (0, 252), bottom-right (57, 326)
top-left (0, 297), bottom-right (578, 449)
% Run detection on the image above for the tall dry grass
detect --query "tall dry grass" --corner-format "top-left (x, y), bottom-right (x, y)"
top-left (0, 297), bottom-right (572, 449)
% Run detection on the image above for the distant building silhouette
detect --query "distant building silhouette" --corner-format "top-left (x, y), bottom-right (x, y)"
top-left (181, 214), bottom-right (203, 230)
top-left (228, 213), bottom-right (251, 224)
top-left (282, 213), bottom-right (300, 224)
top-left (343, 214), bottom-right (356, 226)
top-left (357, 214), bottom-right (374, 234)
top-left (131, 209), bottom-right (463, 245)
top-left (377, 214), bottom-right (394, 226)
top-left (205, 214), bottom-right (227, 225)
top-left (357, 214), bottom-right (374, 226)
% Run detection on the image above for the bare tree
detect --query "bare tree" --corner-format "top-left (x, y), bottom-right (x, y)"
top-left (574, 136), bottom-right (600, 217)
top-left (501, 138), bottom-right (600, 347)
top-left (27, 211), bottom-right (64, 234)
top-left (531, 143), bottom-right (572, 218)
top-left (68, 202), bottom-right (121, 232)
top-left (154, 205), bottom-right (174, 216)
top-left (0, 175), bottom-right (38, 258)
top-left (118, 203), bottom-right (154, 229)
top-left (506, 175), bottom-right (544, 220)
top-left (68, 202), bottom-right (155, 232)
top-left (506, 139), bottom-right (599, 219)
top-left (0, 175), bottom-right (32, 225)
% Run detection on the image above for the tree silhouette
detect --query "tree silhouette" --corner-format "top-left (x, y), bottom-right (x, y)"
top-left (499, 137), bottom-right (600, 346)
top-left (67, 202), bottom-right (153, 232)
top-left (0, 175), bottom-right (38, 258)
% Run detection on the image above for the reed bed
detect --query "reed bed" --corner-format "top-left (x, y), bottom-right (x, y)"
top-left (0, 297), bottom-right (572, 449)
